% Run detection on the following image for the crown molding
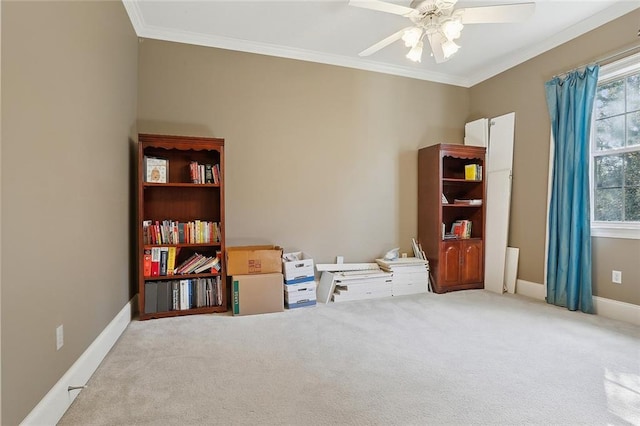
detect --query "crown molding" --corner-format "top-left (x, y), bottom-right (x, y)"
top-left (466, 2), bottom-right (640, 87)
top-left (122, 1), bottom-right (638, 88)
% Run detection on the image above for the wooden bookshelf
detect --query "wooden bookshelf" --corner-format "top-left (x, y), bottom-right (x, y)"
top-left (137, 134), bottom-right (226, 320)
top-left (418, 143), bottom-right (486, 293)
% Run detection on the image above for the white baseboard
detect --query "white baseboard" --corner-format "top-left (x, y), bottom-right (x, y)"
top-left (515, 279), bottom-right (545, 301)
top-left (20, 295), bottom-right (137, 426)
top-left (593, 296), bottom-right (640, 326)
top-left (515, 279), bottom-right (640, 325)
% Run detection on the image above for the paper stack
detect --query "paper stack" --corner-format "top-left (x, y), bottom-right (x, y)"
top-left (375, 257), bottom-right (430, 296)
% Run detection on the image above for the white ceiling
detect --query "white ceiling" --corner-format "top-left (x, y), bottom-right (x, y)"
top-left (123, 0), bottom-right (640, 87)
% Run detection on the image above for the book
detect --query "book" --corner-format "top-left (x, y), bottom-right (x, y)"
top-left (189, 161), bottom-right (199, 183)
top-left (157, 281), bottom-right (170, 312)
top-left (150, 247), bottom-right (161, 276)
top-left (454, 199), bottom-right (482, 205)
top-left (464, 164), bottom-right (482, 181)
top-left (213, 164), bottom-right (220, 184)
top-left (144, 156), bottom-right (168, 183)
top-left (174, 253), bottom-right (204, 275)
top-left (442, 193), bottom-right (449, 204)
top-left (451, 220), bottom-right (472, 238)
top-left (204, 164), bottom-right (213, 183)
top-left (159, 247), bottom-right (169, 276)
top-left (179, 280), bottom-right (190, 310)
top-left (193, 256), bottom-right (220, 274)
top-left (167, 247), bottom-right (177, 275)
top-left (143, 249), bottom-right (152, 277)
top-left (144, 282), bottom-right (158, 313)
top-left (171, 281), bottom-right (179, 310)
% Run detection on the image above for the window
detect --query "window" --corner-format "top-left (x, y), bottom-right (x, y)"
top-left (591, 53), bottom-right (640, 239)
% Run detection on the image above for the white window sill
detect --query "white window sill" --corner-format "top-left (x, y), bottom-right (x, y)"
top-left (591, 223), bottom-right (640, 240)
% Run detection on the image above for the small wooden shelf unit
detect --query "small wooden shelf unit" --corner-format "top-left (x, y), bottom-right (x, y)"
top-left (137, 133), bottom-right (226, 320)
top-left (418, 143), bottom-right (486, 293)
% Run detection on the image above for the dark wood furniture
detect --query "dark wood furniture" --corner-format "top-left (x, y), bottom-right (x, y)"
top-left (137, 133), bottom-right (226, 319)
top-left (418, 143), bottom-right (486, 293)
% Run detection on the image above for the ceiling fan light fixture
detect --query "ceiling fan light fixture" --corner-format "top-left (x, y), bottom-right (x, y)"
top-left (402, 27), bottom-right (423, 47)
top-left (406, 40), bottom-right (424, 62)
top-left (441, 18), bottom-right (463, 40)
top-left (441, 39), bottom-right (460, 59)
top-left (435, 0), bottom-right (457, 11)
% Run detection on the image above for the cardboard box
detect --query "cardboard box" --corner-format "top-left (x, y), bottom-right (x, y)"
top-left (227, 245), bottom-right (283, 275)
top-left (231, 273), bottom-right (284, 316)
top-left (282, 252), bottom-right (315, 282)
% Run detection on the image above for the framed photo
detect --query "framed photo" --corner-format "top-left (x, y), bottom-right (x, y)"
top-left (144, 156), bottom-right (168, 183)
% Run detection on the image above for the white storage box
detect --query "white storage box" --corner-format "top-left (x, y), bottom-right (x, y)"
top-left (282, 252), bottom-right (315, 282)
top-left (285, 299), bottom-right (316, 309)
top-left (284, 281), bottom-right (317, 303)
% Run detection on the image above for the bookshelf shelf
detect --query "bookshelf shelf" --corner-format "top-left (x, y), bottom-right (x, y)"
top-left (143, 273), bottom-right (222, 280)
top-left (143, 243), bottom-right (222, 249)
top-left (137, 133), bottom-right (227, 320)
top-left (418, 143), bottom-right (486, 293)
top-left (442, 178), bottom-right (482, 183)
top-left (143, 183), bottom-right (221, 188)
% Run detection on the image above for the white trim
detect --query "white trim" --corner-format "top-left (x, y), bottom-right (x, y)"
top-left (590, 55), bottom-right (640, 233)
top-left (599, 52), bottom-right (640, 82)
top-left (591, 224), bottom-right (640, 240)
top-left (516, 279), bottom-right (640, 325)
top-left (20, 296), bottom-right (137, 426)
top-left (515, 279), bottom-right (546, 301)
top-left (593, 296), bottom-right (640, 326)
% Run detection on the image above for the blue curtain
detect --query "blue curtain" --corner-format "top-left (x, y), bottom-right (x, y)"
top-left (544, 65), bottom-right (598, 314)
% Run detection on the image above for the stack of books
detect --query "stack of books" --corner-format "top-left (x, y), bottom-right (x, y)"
top-left (464, 164), bottom-right (482, 180)
top-left (375, 257), bottom-right (430, 296)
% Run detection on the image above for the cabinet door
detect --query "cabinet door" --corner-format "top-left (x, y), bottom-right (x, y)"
top-left (441, 242), bottom-right (461, 285)
top-left (461, 240), bottom-right (483, 284)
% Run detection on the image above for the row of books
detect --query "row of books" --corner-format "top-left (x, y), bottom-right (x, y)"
top-left (143, 248), bottom-right (221, 276)
top-left (446, 219), bottom-right (472, 239)
top-left (190, 161), bottom-right (221, 184)
top-left (144, 277), bottom-right (223, 313)
top-left (143, 220), bottom-right (221, 245)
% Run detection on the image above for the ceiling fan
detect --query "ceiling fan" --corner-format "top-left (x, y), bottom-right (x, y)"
top-left (349, 0), bottom-right (535, 63)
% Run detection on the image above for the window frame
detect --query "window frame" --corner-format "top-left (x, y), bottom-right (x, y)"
top-left (590, 52), bottom-right (640, 240)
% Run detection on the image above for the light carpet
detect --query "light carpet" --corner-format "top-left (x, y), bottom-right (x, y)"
top-left (58, 290), bottom-right (640, 425)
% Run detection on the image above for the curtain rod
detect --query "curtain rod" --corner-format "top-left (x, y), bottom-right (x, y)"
top-left (552, 43), bottom-right (640, 79)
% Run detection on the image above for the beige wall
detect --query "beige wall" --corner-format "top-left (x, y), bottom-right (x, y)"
top-left (1, 1), bottom-right (138, 424)
top-left (469, 10), bottom-right (640, 305)
top-left (138, 39), bottom-right (469, 264)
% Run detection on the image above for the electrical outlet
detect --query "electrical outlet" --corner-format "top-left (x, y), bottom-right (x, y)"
top-left (56, 325), bottom-right (64, 350)
top-left (612, 270), bottom-right (622, 284)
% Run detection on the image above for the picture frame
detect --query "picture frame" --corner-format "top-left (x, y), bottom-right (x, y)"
top-left (144, 156), bottom-right (168, 183)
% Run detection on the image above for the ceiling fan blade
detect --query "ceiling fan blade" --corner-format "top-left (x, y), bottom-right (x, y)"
top-left (349, 0), bottom-right (415, 17)
top-left (427, 32), bottom-right (449, 64)
top-left (359, 26), bottom-right (414, 57)
top-left (458, 2), bottom-right (535, 24)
